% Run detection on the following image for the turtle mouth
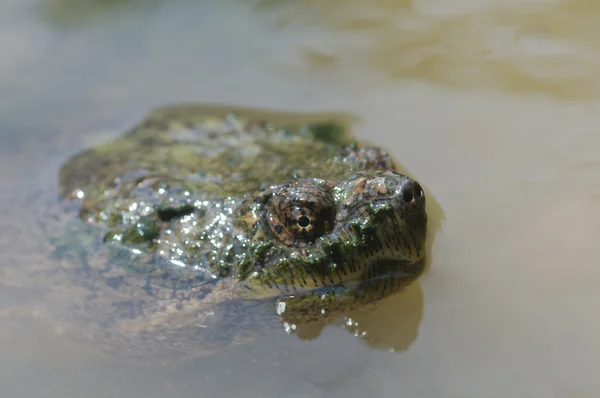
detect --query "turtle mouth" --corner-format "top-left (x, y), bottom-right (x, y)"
top-left (324, 195), bottom-right (427, 288)
top-left (358, 204), bottom-right (427, 263)
top-left (363, 257), bottom-right (426, 283)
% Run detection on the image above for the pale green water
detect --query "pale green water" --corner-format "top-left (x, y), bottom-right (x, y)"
top-left (1, 0), bottom-right (600, 397)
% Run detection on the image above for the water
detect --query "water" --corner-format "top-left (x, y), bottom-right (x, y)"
top-left (1, 0), bottom-right (600, 397)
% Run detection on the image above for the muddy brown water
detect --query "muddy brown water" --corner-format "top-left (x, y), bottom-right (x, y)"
top-left (1, 0), bottom-right (600, 397)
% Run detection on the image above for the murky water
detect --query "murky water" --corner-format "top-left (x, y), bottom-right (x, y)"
top-left (2, 0), bottom-right (600, 397)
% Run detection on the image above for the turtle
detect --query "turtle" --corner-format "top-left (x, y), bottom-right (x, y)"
top-left (49, 104), bottom-right (428, 360)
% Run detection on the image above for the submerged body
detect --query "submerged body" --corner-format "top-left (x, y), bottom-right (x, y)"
top-left (56, 105), bottom-right (428, 356)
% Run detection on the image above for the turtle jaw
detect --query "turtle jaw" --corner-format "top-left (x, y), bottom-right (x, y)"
top-left (353, 207), bottom-right (427, 283)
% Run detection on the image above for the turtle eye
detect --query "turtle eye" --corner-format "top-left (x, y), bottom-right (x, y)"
top-left (278, 204), bottom-right (324, 243)
top-left (266, 181), bottom-right (335, 247)
top-left (297, 214), bottom-right (311, 228)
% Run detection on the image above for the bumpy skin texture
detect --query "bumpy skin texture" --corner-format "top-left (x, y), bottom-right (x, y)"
top-left (57, 105), bottom-right (428, 352)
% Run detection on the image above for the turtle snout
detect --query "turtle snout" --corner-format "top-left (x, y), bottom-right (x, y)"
top-left (395, 180), bottom-right (425, 211)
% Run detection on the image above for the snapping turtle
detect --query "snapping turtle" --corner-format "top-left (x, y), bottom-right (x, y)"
top-left (54, 104), bottom-right (428, 359)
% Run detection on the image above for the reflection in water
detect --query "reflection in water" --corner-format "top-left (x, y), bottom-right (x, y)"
top-left (292, 283), bottom-right (423, 352)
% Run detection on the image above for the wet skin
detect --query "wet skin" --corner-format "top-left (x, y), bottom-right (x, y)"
top-left (58, 104), bottom-right (427, 337)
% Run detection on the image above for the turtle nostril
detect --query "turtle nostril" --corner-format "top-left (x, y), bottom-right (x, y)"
top-left (402, 188), bottom-right (414, 203)
top-left (399, 180), bottom-right (423, 203)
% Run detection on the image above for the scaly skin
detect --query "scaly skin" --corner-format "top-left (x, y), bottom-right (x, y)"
top-left (57, 104), bottom-right (427, 346)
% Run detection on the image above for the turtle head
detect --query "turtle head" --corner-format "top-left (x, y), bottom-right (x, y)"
top-left (237, 170), bottom-right (428, 293)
